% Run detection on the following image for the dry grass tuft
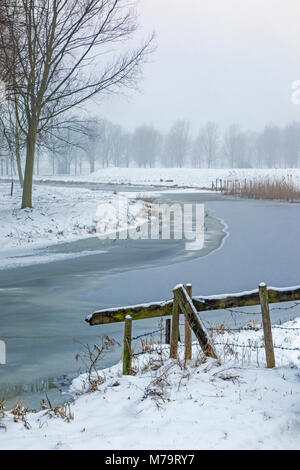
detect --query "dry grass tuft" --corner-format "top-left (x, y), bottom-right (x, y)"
top-left (0, 399), bottom-right (7, 419)
top-left (40, 395), bottom-right (74, 423)
top-left (135, 195), bottom-right (155, 204)
top-left (76, 335), bottom-right (119, 392)
top-left (141, 363), bottom-right (174, 409)
top-left (11, 400), bottom-right (31, 429)
top-left (209, 323), bottom-right (231, 336)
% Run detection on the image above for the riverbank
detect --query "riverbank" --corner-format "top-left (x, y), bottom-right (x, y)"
top-left (0, 316), bottom-right (299, 450)
top-left (32, 167), bottom-right (300, 189)
top-left (0, 182), bottom-right (152, 265)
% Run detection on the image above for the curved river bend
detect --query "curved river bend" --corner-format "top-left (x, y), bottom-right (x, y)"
top-left (0, 187), bottom-right (300, 409)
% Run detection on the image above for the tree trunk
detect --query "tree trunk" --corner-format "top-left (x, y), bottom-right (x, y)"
top-left (90, 157), bottom-right (95, 173)
top-left (22, 127), bottom-right (37, 208)
top-left (36, 151), bottom-right (40, 176)
top-left (16, 144), bottom-right (24, 188)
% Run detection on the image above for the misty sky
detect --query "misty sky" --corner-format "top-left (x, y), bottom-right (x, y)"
top-left (91, 0), bottom-right (300, 134)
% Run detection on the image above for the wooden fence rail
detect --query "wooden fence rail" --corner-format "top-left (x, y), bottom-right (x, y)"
top-left (86, 285), bottom-right (300, 326)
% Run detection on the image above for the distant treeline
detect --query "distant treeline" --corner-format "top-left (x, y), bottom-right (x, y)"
top-left (1, 118), bottom-right (300, 176)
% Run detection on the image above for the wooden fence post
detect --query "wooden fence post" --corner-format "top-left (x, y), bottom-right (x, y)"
top-left (173, 285), bottom-right (218, 359)
top-left (165, 318), bottom-right (171, 345)
top-left (259, 283), bottom-right (276, 368)
top-left (123, 315), bottom-right (132, 375)
top-left (184, 284), bottom-right (192, 360)
top-left (170, 295), bottom-right (180, 359)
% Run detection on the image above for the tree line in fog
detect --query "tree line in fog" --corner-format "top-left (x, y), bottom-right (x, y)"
top-left (1, 118), bottom-right (300, 176)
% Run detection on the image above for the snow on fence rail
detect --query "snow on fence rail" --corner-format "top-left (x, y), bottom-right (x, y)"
top-left (86, 284), bottom-right (300, 325)
top-left (86, 283), bottom-right (300, 375)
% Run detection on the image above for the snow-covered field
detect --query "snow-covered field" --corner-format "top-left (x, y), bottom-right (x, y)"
top-left (0, 183), bottom-right (151, 259)
top-left (35, 167), bottom-right (300, 189)
top-left (1, 317), bottom-right (299, 450)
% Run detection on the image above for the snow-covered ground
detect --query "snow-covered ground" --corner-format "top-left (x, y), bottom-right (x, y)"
top-left (34, 167), bottom-right (300, 189)
top-left (0, 183), bottom-right (152, 262)
top-left (1, 317), bottom-right (299, 450)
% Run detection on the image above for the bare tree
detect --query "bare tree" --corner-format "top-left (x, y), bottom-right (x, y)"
top-left (83, 118), bottom-right (102, 173)
top-left (80, 118), bottom-right (124, 171)
top-left (258, 124), bottom-right (282, 168)
top-left (108, 123), bottom-right (125, 167)
top-left (95, 119), bottom-right (115, 168)
top-left (0, 98), bottom-right (26, 186)
top-left (131, 125), bottom-right (161, 168)
top-left (222, 124), bottom-right (247, 168)
top-left (0, 2), bottom-right (16, 91)
top-left (1, 0), bottom-right (154, 207)
top-left (191, 134), bottom-right (203, 168)
top-left (242, 131), bottom-right (259, 168)
top-left (163, 120), bottom-right (189, 167)
top-left (194, 122), bottom-right (219, 168)
top-left (282, 122), bottom-right (300, 168)
top-left (120, 131), bottom-right (132, 167)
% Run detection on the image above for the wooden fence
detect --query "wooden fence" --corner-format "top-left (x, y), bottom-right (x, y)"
top-left (86, 283), bottom-right (300, 375)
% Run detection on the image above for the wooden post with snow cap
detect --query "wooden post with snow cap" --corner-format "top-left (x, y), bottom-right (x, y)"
top-left (184, 284), bottom-right (193, 360)
top-left (259, 282), bottom-right (276, 368)
top-left (123, 315), bottom-right (132, 375)
top-left (170, 292), bottom-right (180, 359)
top-left (173, 285), bottom-right (218, 359)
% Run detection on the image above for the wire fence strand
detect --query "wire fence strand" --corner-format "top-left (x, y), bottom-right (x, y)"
top-left (127, 299), bottom-right (300, 358)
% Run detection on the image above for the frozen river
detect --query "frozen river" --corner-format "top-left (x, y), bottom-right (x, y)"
top-left (0, 187), bottom-right (300, 409)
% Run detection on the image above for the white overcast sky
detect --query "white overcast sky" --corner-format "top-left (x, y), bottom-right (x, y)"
top-left (92, 0), bottom-right (300, 134)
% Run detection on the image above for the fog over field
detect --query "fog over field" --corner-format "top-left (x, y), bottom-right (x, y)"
top-left (97, 0), bottom-right (300, 133)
